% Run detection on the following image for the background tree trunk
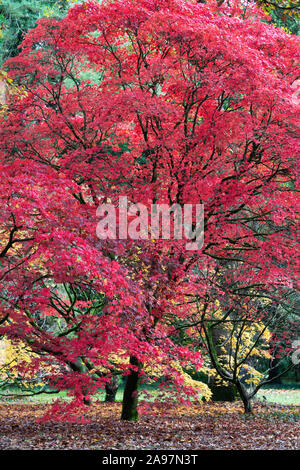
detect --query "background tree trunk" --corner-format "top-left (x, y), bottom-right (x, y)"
top-left (105, 376), bottom-right (119, 402)
top-left (236, 381), bottom-right (252, 413)
top-left (209, 326), bottom-right (236, 402)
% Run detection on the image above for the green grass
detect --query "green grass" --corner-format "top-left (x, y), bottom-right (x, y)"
top-left (1, 382), bottom-right (299, 406)
top-left (257, 384), bottom-right (300, 406)
top-left (0, 383), bottom-right (172, 404)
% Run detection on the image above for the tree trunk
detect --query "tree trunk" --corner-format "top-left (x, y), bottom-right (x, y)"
top-left (209, 326), bottom-right (236, 402)
top-left (105, 376), bottom-right (119, 402)
top-left (68, 358), bottom-right (91, 405)
top-left (121, 356), bottom-right (141, 421)
top-left (236, 380), bottom-right (252, 413)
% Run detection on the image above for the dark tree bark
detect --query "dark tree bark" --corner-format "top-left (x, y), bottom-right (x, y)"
top-left (209, 324), bottom-right (236, 402)
top-left (121, 355), bottom-right (141, 421)
top-left (105, 376), bottom-right (119, 402)
top-left (68, 358), bottom-right (91, 405)
top-left (236, 381), bottom-right (252, 413)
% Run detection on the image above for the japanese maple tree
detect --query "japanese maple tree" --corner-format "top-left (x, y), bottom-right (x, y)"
top-left (0, 0), bottom-right (299, 420)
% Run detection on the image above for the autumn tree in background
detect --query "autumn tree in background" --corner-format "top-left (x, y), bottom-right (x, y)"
top-left (0, 0), bottom-right (299, 420)
top-left (0, 0), bottom-right (72, 64)
top-left (257, 0), bottom-right (300, 35)
top-left (200, 0), bottom-right (299, 34)
top-left (171, 259), bottom-right (299, 412)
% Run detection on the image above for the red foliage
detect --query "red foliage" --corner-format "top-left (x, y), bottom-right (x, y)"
top-left (0, 0), bottom-right (298, 419)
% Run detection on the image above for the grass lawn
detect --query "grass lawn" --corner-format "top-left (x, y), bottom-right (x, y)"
top-left (1, 382), bottom-right (299, 406)
top-left (257, 383), bottom-right (300, 406)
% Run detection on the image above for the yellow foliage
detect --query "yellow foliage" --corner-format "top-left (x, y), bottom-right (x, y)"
top-left (144, 359), bottom-right (212, 401)
top-left (0, 71), bottom-right (28, 117)
top-left (0, 338), bottom-right (34, 381)
top-left (199, 302), bottom-right (272, 390)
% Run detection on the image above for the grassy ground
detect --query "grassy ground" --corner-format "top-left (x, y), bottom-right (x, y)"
top-left (1, 382), bottom-right (299, 406)
top-left (256, 383), bottom-right (300, 405)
